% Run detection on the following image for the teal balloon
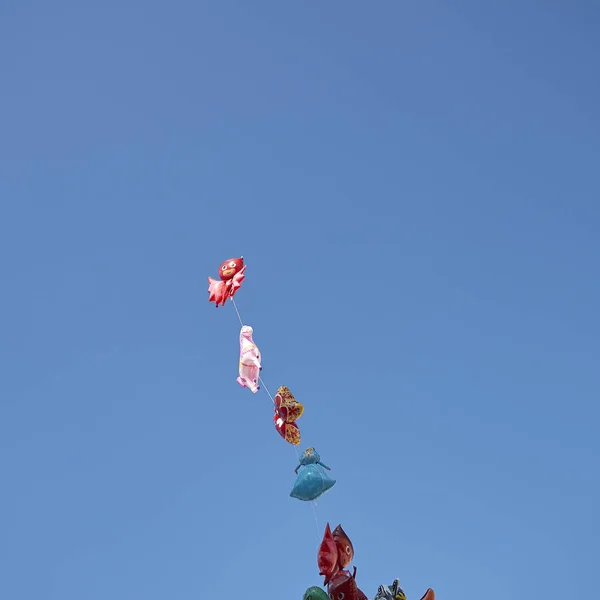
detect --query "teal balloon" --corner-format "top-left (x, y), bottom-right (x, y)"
top-left (290, 449), bottom-right (336, 502)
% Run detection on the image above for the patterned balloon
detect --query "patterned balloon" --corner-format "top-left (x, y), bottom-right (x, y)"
top-left (273, 386), bottom-right (303, 445)
top-left (374, 580), bottom-right (407, 600)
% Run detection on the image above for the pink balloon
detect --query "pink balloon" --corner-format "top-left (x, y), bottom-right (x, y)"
top-left (236, 325), bottom-right (261, 393)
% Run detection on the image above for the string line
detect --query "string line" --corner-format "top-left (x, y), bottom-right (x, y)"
top-left (231, 296), bottom-right (244, 327)
top-left (311, 501), bottom-right (321, 542)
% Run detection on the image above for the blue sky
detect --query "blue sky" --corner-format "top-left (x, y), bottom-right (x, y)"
top-left (1, 1), bottom-right (599, 599)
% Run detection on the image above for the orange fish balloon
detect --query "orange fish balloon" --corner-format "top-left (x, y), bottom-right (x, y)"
top-left (318, 523), bottom-right (357, 586)
top-left (332, 524), bottom-right (354, 570)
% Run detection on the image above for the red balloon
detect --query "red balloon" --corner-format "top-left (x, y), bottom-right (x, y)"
top-left (207, 257), bottom-right (246, 307)
top-left (332, 524), bottom-right (354, 570)
top-left (218, 257), bottom-right (244, 282)
top-left (317, 523), bottom-right (339, 585)
top-left (327, 567), bottom-right (367, 600)
top-left (318, 523), bottom-right (359, 586)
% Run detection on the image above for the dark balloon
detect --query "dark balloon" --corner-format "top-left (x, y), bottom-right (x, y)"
top-left (327, 567), bottom-right (367, 600)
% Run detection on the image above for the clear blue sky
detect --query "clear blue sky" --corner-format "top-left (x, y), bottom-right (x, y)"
top-left (1, 2), bottom-right (599, 599)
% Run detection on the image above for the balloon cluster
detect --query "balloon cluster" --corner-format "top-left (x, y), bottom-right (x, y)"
top-left (308, 523), bottom-right (435, 600)
top-left (207, 258), bottom-right (435, 599)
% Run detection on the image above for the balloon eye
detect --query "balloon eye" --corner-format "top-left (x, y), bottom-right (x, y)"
top-left (221, 265), bottom-right (227, 270)
top-left (229, 261), bottom-right (236, 268)
top-left (329, 595), bottom-right (334, 600)
top-left (346, 545), bottom-right (351, 554)
top-left (338, 594), bottom-right (345, 600)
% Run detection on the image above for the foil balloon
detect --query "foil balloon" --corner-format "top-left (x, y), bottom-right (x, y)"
top-left (303, 587), bottom-right (329, 600)
top-left (327, 567), bottom-right (368, 600)
top-left (318, 523), bottom-right (339, 585)
top-left (316, 523), bottom-right (351, 584)
top-left (273, 385), bottom-right (303, 445)
top-left (328, 570), bottom-right (359, 600)
top-left (207, 257), bottom-right (246, 307)
top-left (374, 580), bottom-right (407, 600)
top-left (375, 582), bottom-right (434, 600)
top-left (237, 325), bottom-right (261, 393)
top-left (291, 448), bottom-right (336, 501)
top-left (331, 524), bottom-right (354, 570)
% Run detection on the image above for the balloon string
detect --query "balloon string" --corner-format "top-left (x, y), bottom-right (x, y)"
top-left (231, 296), bottom-right (244, 327)
top-left (231, 295), bottom-right (322, 541)
top-left (311, 501), bottom-right (321, 542)
top-left (258, 376), bottom-right (276, 406)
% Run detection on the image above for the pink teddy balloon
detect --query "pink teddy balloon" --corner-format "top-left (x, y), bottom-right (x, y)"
top-left (236, 325), bottom-right (262, 393)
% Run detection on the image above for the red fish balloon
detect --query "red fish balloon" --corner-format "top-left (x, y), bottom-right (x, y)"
top-left (207, 257), bottom-right (246, 307)
top-left (327, 567), bottom-right (368, 600)
top-left (273, 385), bottom-right (303, 445)
top-left (318, 523), bottom-right (339, 585)
top-left (332, 524), bottom-right (354, 570)
top-left (318, 523), bottom-right (355, 585)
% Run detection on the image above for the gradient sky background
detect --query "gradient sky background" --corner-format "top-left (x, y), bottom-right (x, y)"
top-left (1, 2), bottom-right (599, 599)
